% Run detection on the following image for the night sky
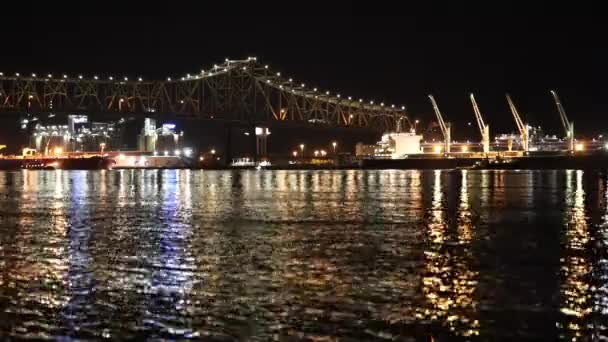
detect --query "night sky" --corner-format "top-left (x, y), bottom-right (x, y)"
top-left (1, 5), bottom-right (606, 140)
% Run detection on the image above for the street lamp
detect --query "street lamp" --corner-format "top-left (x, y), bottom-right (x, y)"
top-left (292, 151), bottom-right (297, 158)
top-left (320, 150), bottom-right (327, 157)
top-left (99, 142), bottom-right (106, 153)
top-left (332, 141), bottom-right (337, 154)
top-left (210, 149), bottom-right (216, 155)
top-left (314, 150), bottom-right (319, 157)
top-left (414, 119), bottom-right (420, 132)
top-left (299, 144), bottom-right (304, 155)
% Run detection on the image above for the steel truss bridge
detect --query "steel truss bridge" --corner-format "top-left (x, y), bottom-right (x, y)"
top-left (0, 57), bottom-right (408, 132)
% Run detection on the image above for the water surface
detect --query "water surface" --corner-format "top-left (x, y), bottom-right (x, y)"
top-left (0, 169), bottom-right (606, 340)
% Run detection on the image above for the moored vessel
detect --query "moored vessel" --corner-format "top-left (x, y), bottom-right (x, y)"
top-left (0, 148), bottom-right (114, 170)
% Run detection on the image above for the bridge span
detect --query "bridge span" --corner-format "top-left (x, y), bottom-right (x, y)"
top-left (0, 57), bottom-right (408, 132)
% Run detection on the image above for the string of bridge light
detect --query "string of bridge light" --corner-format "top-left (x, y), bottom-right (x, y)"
top-left (0, 56), bottom-right (406, 112)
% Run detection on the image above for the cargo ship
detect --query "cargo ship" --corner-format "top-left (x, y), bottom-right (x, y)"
top-left (360, 150), bottom-right (608, 170)
top-left (0, 148), bottom-right (114, 170)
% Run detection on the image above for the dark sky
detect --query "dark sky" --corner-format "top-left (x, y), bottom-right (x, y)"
top-left (1, 4), bottom-right (606, 138)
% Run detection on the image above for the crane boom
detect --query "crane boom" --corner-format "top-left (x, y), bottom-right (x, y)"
top-left (505, 94), bottom-right (529, 152)
top-left (428, 95), bottom-right (451, 154)
top-left (550, 90), bottom-right (574, 151)
top-left (469, 93), bottom-right (490, 153)
top-left (470, 93), bottom-right (486, 133)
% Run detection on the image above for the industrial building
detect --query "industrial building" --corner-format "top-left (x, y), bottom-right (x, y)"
top-left (30, 115), bottom-right (123, 154)
top-left (137, 118), bottom-right (184, 153)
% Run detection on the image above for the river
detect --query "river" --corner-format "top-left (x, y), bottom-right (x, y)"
top-left (0, 169), bottom-right (605, 340)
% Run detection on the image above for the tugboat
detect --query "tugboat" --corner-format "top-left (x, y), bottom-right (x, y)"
top-left (0, 148), bottom-right (115, 170)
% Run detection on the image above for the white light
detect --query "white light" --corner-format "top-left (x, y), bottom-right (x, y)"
top-left (266, 80), bottom-right (271, 83)
top-left (313, 88), bottom-right (318, 92)
top-left (200, 69), bottom-right (205, 74)
top-left (16, 73), bottom-right (20, 77)
top-left (79, 75), bottom-right (83, 79)
top-left (348, 96), bottom-right (352, 100)
top-left (0, 72), bottom-right (3, 76)
top-left (359, 99), bottom-right (363, 102)
top-left (337, 94), bottom-right (341, 98)
top-left (187, 74), bottom-right (191, 78)
top-left (164, 150), bottom-right (169, 156)
top-left (370, 101), bottom-right (374, 104)
top-left (94, 76), bottom-right (98, 80)
top-left (223, 68), bottom-right (228, 72)
top-left (214, 64), bottom-right (218, 69)
top-left (167, 77), bottom-right (171, 81)
top-left (109, 76), bottom-right (113, 80)
top-left (242, 67), bottom-right (247, 70)
top-left (279, 85), bottom-right (283, 89)
top-left (32, 73), bottom-right (36, 77)
top-left (183, 148), bottom-right (192, 157)
top-left (47, 74), bottom-right (52, 78)
top-left (401, 106), bottom-right (405, 110)
top-left (138, 77), bottom-right (142, 81)
top-left (124, 77), bottom-right (128, 81)
top-left (381, 102), bottom-right (384, 106)
top-left (301, 83), bottom-right (305, 87)
top-left (604, 143), bottom-right (608, 150)
top-left (391, 104), bottom-right (395, 108)
top-left (276, 72), bottom-right (281, 76)
top-left (210, 149), bottom-right (216, 155)
top-left (63, 74), bottom-right (67, 78)
top-left (289, 78), bottom-right (292, 82)
top-left (225, 58), bottom-right (229, 62)
top-left (153, 151), bottom-right (158, 156)
top-left (265, 65), bottom-right (268, 69)
top-left (174, 149), bottom-right (181, 156)
top-left (326, 91), bottom-right (330, 95)
top-left (117, 154), bottom-right (126, 160)
top-left (181, 77), bottom-right (185, 81)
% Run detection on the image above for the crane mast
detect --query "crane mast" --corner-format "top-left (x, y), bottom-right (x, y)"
top-left (550, 90), bottom-right (574, 152)
top-left (469, 93), bottom-right (490, 153)
top-left (506, 94), bottom-right (529, 152)
top-left (428, 95), bottom-right (451, 154)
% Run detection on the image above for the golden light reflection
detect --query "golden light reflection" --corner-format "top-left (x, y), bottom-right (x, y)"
top-left (559, 170), bottom-right (592, 340)
top-left (417, 170), bottom-right (479, 337)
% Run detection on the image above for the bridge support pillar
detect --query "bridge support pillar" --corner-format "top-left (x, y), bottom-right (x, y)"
top-left (256, 127), bottom-right (270, 160)
top-left (225, 126), bottom-right (232, 166)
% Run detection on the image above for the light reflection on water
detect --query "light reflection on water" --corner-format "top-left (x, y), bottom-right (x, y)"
top-left (0, 169), bottom-right (607, 340)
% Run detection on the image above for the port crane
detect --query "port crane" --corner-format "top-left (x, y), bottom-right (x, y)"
top-left (550, 90), bottom-right (574, 152)
top-left (506, 94), bottom-right (529, 152)
top-left (469, 93), bottom-right (490, 153)
top-left (428, 95), bottom-right (451, 153)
